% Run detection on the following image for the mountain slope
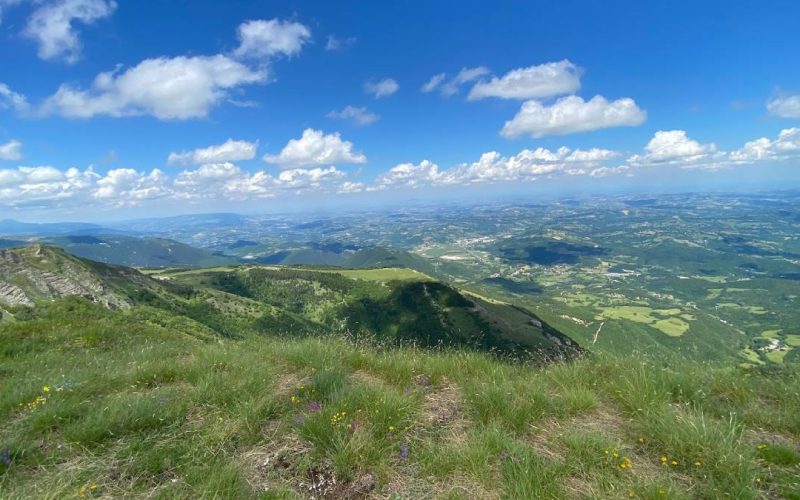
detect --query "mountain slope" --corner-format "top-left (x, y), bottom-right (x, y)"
top-left (0, 245), bottom-right (582, 360)
top-left (168, 265), bottom-right (582, 360)
top-left (0, 246), bottom-right (316, 338)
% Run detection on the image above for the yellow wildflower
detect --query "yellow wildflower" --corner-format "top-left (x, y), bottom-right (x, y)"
top-left (42, 386), bottom-right (50, 393)
top-left (670, 460), bottom-right (678, 466)
top-left (619, 457), bottom-right (633, 469)
top-left (638, 437), bottom-right (645, 444)
top-left (388, 425), bottom-right (395, 432)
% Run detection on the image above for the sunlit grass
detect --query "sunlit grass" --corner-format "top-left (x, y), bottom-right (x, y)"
top-left (1, 301), bottom-right (798, 498)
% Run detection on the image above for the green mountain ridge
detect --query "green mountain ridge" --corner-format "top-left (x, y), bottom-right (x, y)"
top-left (0, 245), bottom-right (581, 360)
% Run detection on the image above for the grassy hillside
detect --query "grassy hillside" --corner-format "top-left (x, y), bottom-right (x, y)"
top-left (0, 299), bottom-right (798, 498)
top-left (163, 266), bottom-right (580, 360)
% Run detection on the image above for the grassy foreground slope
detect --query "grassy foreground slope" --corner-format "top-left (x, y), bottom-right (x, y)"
top-left (0, 299), bottom-right (798, 499)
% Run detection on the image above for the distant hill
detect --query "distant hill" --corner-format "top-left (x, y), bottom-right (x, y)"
top-left (35, 235), bottom-right (237, 268)
top-left (343, 247), bottom-right (437, 273)
top-left (0, 219), bottom-right (108, 236)
top-left (251, 246), bottom-right (440, 276)
top-left (115, 213), bottom-right (249, 233)
top-left (255, 248), bottom-right (350, 266)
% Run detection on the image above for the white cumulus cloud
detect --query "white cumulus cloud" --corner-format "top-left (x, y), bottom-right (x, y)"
top-left (629, 130), bottom-right (718, 166)
top-left (36, 18), bottom-right (314, 120)
top-left (263, 128), bottom-right (367, 168)
top-left (501, 95), bottom-right (646, 138)
top-left (421, 73), bottom-right (446, 93)
top-left (371, 146), bottom-right (620, 190)
top-left (233, 19), bottom-right (311, 59)
top-left (338, 181), bottom-right (364, 193)
top-left (0, 83), bottom-right (30, 112)
top-left (372, 160), bottom-right (444, 190)
top-left (167, 139), bottom-right (258, 166)
top-left (326, 105), bottom-right (379, 125)
top-left (730, 128), bottom-right (800, 162)
top-left (423, 67), bottom-right (490, 97)
top-left (0, 139), bottom-right (22, 161)
top-left (40, 55), bottom-right (266, 120)
top-left (468, 60), bottom-right (581, 101)
top-left (23, 0), bottom-right (116, 63)
top-left (442, 147), bottom-right (619, 184)
top-left (0, 165), bottom-right (98, 207)
top-left (93, 168), bottom-right (169, 203)
top-left (766, 94), bottom-right (800, 118)
top-left (364, 78), bottom-right (399, 99)
top-left (277, 166), bottom-right (345, 189)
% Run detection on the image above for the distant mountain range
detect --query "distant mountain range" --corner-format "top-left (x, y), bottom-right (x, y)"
top-left (0, 218), bottom-right (438, 271)
top-left (0, 234), bottom-right (235, 268)
top-left (0, 219), bottom-right (110, 236)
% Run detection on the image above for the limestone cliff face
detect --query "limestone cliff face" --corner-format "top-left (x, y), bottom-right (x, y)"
top-left (0, 282), bottom-right (33, 307)
top-left (0, 245), bottom-right (132, 309)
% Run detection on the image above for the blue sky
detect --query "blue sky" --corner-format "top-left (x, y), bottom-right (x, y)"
top-left (0, 0), bottom-right (799, 221)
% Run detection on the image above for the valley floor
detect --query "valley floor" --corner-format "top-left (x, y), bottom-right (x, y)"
top-left (1, 302), bottom-right (799, 499)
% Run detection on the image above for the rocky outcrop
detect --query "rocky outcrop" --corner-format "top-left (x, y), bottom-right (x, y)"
top-left (0, 282), bottom-right (34, 307)
top-left (0, 245), bottom-right (132, 309)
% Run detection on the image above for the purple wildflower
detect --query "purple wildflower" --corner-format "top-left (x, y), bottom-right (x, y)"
top-left (349, 420), bottom-right (359, 433)
top-left (400, 442), bottom-right (409, 459)
top-left (308, 401), bottom-right (322, 413)
top-left (2, 448), bottom-right (10, 466)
